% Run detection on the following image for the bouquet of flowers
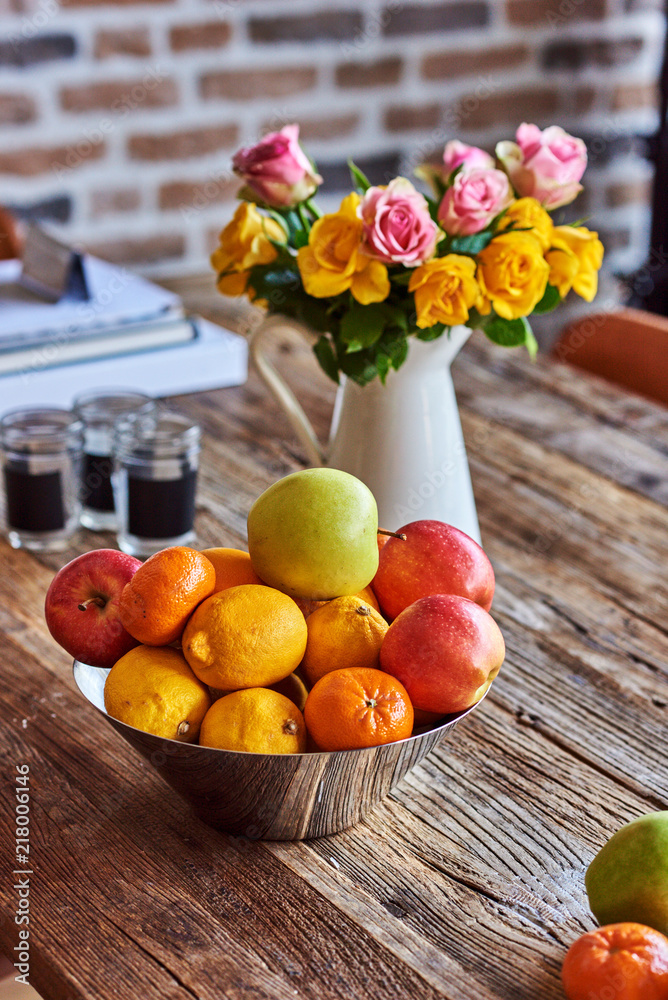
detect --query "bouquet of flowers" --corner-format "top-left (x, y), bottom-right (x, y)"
top-left (211, 123), bottom-right (604, 385)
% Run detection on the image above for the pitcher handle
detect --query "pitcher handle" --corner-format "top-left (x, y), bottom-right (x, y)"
top-left (249, 314), bottom-right (326, 467)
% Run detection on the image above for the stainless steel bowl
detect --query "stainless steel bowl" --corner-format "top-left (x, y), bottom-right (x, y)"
top-left (74, 660), bottom-right (482, 841)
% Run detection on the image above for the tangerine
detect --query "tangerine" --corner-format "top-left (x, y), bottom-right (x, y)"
top-left (301, 596), bottom-right (388, 687)
top-left (201, 547), bottom-right (262, 593)
top-left (104, 645), bottom-right (211, 741)
top-left (182, 583), bottom-right (307, 690)
top-left (119, 546), bottom-right (215, 646)
top-left (199, 688), bottom-right (306, 754)
top-left (562, 923), bottom-right (668, 1000)
top-left (304, 666), bottom-right (413, 751)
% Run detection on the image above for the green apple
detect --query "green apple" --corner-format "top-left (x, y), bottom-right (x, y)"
top-left (247, 468), bottom-right (379, 600)
top-left (586, 811), bottom-right (668, 934)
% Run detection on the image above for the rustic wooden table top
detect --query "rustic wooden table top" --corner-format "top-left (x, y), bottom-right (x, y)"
top-left (1, 280), bottom-right (667, 1000)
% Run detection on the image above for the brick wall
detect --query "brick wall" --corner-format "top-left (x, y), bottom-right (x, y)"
top-left (0, 0), bottom-right (664, 291)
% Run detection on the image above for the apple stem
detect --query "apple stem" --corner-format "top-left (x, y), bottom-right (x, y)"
top-left (77, 597), bottom-right (106, 612)
top-left (378, 528), bottom-right (407, 541)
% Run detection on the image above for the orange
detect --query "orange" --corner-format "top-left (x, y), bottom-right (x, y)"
top-left (201, 547), bottom-right (262, 593)
top-left (562, 923), bottom-right (668, 1000)
top-left (119, 546), bottom-right (215, 646)
top-left (357, 584), bottom-right (380, 612)
top-left (199, 688), bottom-right (307, 754)
top-left (104, 645), bottom-right (211, 741)
top-left (293, 585), bottom-right (379, 620)
top-left (182, 584), bottom-right (307, 690)
top-left (301, 595), bottom-right (389, 687)
top-left (304, 667), bottom-right (414, 751)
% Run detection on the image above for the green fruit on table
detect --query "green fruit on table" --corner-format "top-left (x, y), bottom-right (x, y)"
top-left (247, 468), bottom-right (379, 600)
top-left (586, 811), bottom-right (668, 934)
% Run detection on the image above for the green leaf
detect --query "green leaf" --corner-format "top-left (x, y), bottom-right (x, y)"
top-left (449, 231), bottom-right (495, 255)
top-left (416, 322), bottom-right (447, 342)
top-left (482, 315), bottom-right (528, 348)
top-left (390, 337), bottom-right (409, 371)
top-left (313, 336), bottom-right (340, 384)
top-left (339, 350), bottom-right (378, 386)
top-left (523, 318), bottom-right (538, 359)
top-left (340, 303), bottom-right (387, 350)
top-left (348, 159), bottom-right (372, 193)
top-left (532, 282), bottom-right (561, 315)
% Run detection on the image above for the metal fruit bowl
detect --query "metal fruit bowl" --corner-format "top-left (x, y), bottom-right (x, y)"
top-left (74, 660), bottom-right (483, 841)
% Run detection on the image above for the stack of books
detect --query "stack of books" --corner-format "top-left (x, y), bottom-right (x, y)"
top-left (0, 251), bottom-right (247, 410)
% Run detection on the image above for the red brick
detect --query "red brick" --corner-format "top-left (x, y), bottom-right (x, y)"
top-left (128, 124), bottom-right (239, 161)
top-left (612, 82), bottom-right (658, 111)
top-left (249, 11), bottom-right (363, 44)
top-left (0, 141), bottom-right (106, 176)
top-left (335, 57), bottom-right (403, 89)
top-left (384, 2), bottom-right (489, 34)
top-left (200, 66), bottom-right (317, 101)
top-left (384, 103), bottom-right (442, 132)
top-left (606, 178), bottom-right (652, 208)
top-left (0, 92), bottom-right (37, 125)
top-left (60, 76), bottom-right (177, 113)
top-left (170, 21), bottom-right (232, 51)
top-left (596, 227), bottom-right (631, 251)
top-left (271, 113), bottom-right (360, 142)
top-left (421, 44), bottom-right (530, 80)
top-left (84, 234), bottom-right (185, 265)
top-left (94, 28), bottom-right (152, 59)
top-left (91, 188), bottom-right (141, 217)
top-left (159, 177), bottom-right (239, 211)
top-left (61, 0), bottom-right (173, 7)
top-left (455, 86), bottom-right (561, 129)
top-left (507, 0), bottom-right (606, 25)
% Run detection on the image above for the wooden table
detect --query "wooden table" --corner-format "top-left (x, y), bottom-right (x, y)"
top-left (1, 286), bottom-right (667, 1000)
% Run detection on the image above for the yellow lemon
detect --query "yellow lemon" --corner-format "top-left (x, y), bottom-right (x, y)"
top-left (301, 595), bottom-right (389, 687)
top-left (199, 688), bottom-right (306, 754)
top-left (182, 584), bottom-right (307, 690)
top-left (104, 645), bottom-right (211, 741)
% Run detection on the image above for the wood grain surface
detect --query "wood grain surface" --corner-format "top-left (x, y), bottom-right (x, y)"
top-left (0, 279), bottom-right (667, 1000)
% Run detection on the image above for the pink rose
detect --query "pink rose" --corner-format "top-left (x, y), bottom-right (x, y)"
top-left (442, 140), bottom-right (495, 177)
top-left (437, 168), bottom-right (513, 236)
top-left (360, 177), bottom-right (440, 266)
top-left (232, 124), bottom-right (322, 208)
top-left (496, 123), bottom-right (587, 211)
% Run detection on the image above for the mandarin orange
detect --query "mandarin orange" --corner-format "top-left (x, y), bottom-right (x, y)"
top-left (201, 547), bottom-right (262, 593)
top-left (119, 547), bottom-right (216, 646)
top-left (562, 923), bottom-right (668, 1000)
top-left (304, 667), bottom-right (413, 752)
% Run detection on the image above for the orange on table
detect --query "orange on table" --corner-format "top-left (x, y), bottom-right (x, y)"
top-left (182, 583), bottom-right (307, 690)
top-left (104, 645), bottom-right (211, 742)
top-left (199, 688), bottom-right (306, 754)
top-left (561, 923), bottom-right (668, 1000)
top-left (304, 666), bottom-right (414, 752)
top-left (119, 546), bottom-right (215, 646)
top-left (301, 595), bottom-right (388, 687)
top-left (201, 546), bottom-right (262, 593)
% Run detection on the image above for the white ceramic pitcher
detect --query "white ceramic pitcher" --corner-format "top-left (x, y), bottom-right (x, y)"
top-left (250, 315), bottom-right (481, 542)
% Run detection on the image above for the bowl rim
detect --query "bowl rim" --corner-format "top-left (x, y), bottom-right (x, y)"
top-left (73, 659), bottom-right (488, 760)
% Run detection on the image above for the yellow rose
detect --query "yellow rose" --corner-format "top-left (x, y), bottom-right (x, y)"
top-left (477, 231), bottom-right (550, 320)
top-left (498, 197), bottom-right (554, 251)
top-left (211, 202), bottom-right (283, 297)
top-left (548, 225), bottom-right (604, 302)
top-left (297, 193), bottom-right (389, 304)
top-left (544, 246), bottom-right (579, 298)
top-left (409, 255), bottom-right (480, 329)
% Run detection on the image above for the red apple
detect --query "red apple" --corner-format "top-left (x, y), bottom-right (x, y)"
top-left (45, 549), bottom-right (142, 668)
top-left (373, 520), bottom-right (495, 621)
top-left (379, 593), bottom-right (505, 714)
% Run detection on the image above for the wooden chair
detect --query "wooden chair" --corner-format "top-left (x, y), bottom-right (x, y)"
top-left (552, 307), bottom-right (668, 407)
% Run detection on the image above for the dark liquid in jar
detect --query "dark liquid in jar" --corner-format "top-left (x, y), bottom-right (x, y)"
top-left (127, 470), bottom-right (197, 539)
top-left (82, 453), bottom-right (114, 512)
top-left (3, 466), bottom-right (65, 531)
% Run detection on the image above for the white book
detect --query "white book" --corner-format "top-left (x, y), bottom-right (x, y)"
top-left (0, 255), bottom-right (183, 347)
top-left (0, 317), bottom-right (247, 411)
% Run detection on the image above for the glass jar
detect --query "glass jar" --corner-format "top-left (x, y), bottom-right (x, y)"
top-left (73, 389), bottom-right (154, 532)
top-left (0, 407), bottom-right (84, 551)
top-left (112, 409), bottom-right (200, 557)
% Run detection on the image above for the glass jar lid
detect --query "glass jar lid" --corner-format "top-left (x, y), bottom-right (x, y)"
top-left (73, 389), bottom-right (154, 428)
top-left (0, 407), bottom-right (84, 454)
top-left (113, 408), bottom-right (200, 461)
